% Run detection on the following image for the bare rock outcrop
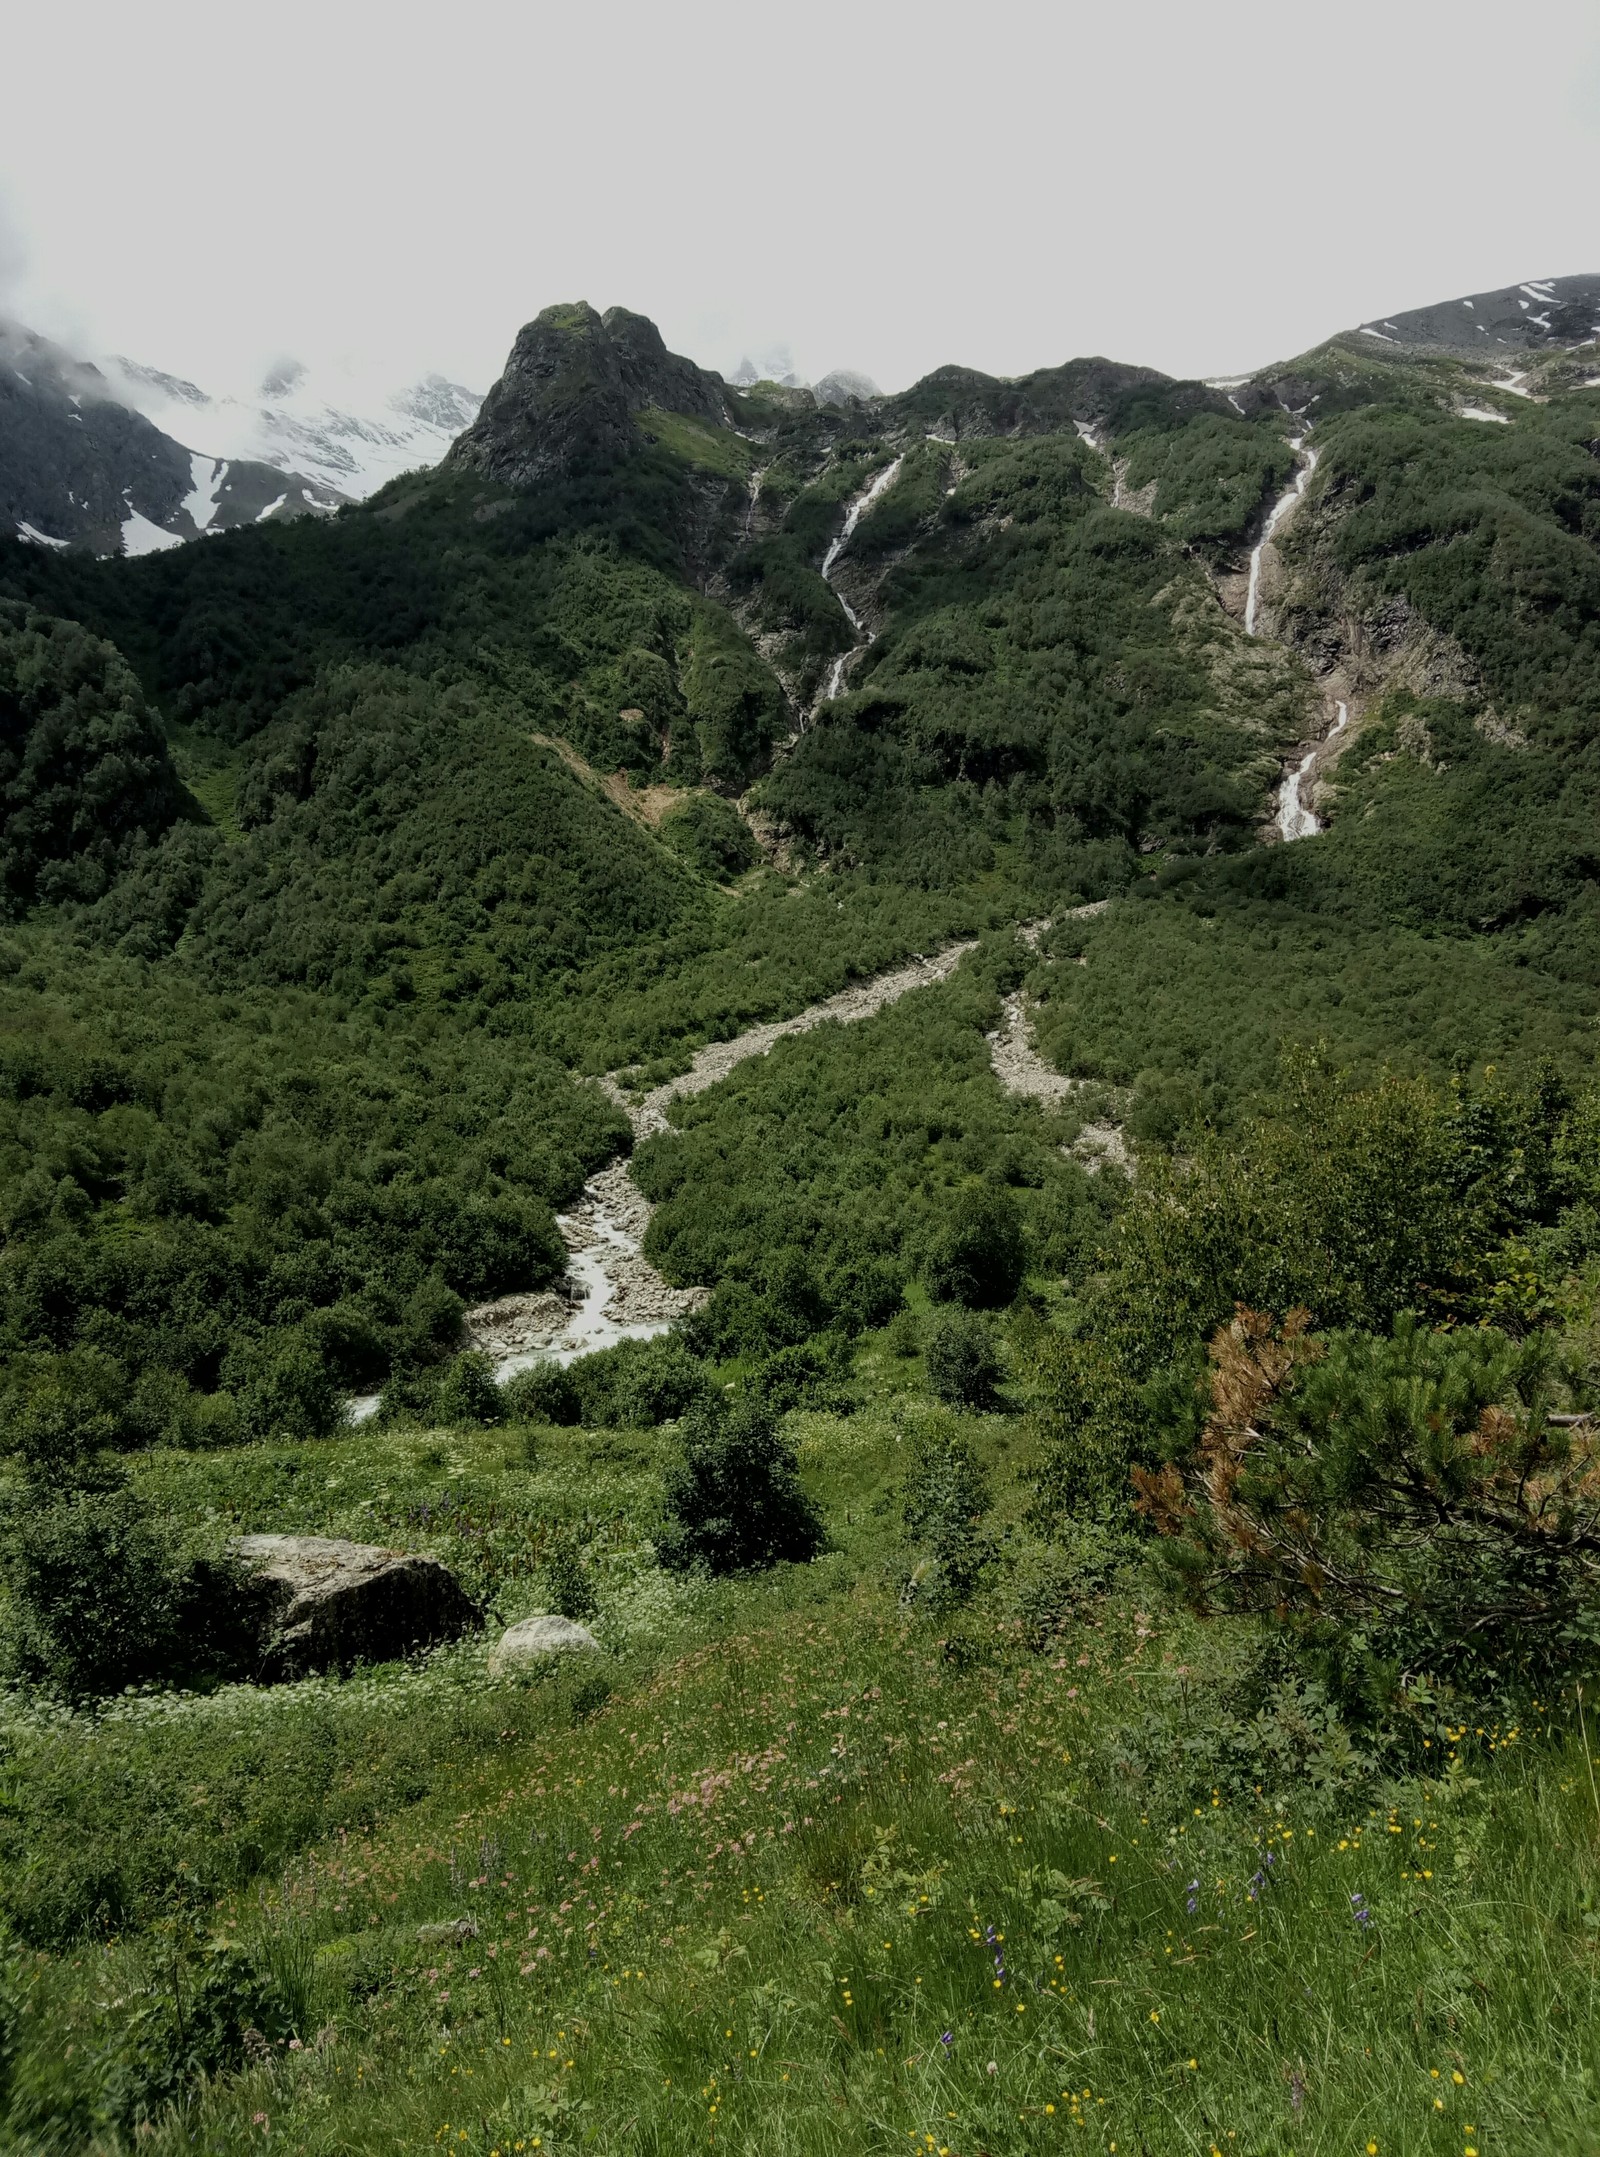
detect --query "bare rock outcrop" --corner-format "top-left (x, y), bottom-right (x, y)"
top-left (446, 302), bottom-right (732, 492)
top-left (232, 1534), bottom-right (477, 1678)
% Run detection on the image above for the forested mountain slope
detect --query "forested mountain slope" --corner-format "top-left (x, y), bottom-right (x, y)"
top-left (5, 286), bottom-right (1600, 2145)
top-left (5, 292), bottom-right (1600, 1411)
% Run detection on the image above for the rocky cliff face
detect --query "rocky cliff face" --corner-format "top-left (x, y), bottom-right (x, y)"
top-left (446, 301), bottom-right (733, 490)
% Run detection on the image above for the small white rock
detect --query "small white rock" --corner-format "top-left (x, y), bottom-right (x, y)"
top-left (489, 1614), bottom-right (600, 1672)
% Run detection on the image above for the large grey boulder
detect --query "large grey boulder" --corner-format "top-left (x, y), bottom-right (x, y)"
top-left (488, 1613), bottom-right (600, 1673)
top-left (232, 1535), bottom-right (477, 1678)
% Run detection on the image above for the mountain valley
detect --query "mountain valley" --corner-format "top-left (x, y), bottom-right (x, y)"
top-left (2, 272), bottom-right (1600, 2149)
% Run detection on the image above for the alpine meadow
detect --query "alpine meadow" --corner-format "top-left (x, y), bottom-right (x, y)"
top-left (5, 272), bottom-right (1600, 2157)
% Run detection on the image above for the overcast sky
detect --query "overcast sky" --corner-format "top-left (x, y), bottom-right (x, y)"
top-left (3, 0), bottom-right (1598, 400)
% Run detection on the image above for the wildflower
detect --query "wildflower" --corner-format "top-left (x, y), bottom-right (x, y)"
top-left (1350, 1892), bottom-right (1371, 1930)
top-left (1185, 1878), bottom-right (1200, 1914)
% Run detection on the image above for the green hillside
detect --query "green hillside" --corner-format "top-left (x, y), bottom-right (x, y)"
top-left (2, 296), bottom-right (1600, 2150)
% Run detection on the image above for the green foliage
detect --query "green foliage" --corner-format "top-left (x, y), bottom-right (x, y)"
top-left (568, 1334), bottom-right (712, 1428)
top-left (1031, 876), bottom-right (1598, 1129)
top-left (747, 1333), bottom-right (857, 1416)
top-left (923, 1306), bottom-right (1001, 1409)
top-left (1115, 414), bottom-right (1296, 556)
top-left (0, 602), bottom-right (191, 915)
top-left (187, 663), bottom-right (699, 994)
top-left (884, 1306), bottom-right (921, 1357)
top-left (759, 432), bottom-right (1292, 880)
top-left (1001, 1512), bottom-right (1136, 1649)
top-left (923, 1183), bottom-right (1026, 1308)
top-left (381, 1350), bottom-right (504, 1430)
top-left (900, 1417), bottom-right (993, 1607)
top-left (499, 1359), bottom-right (581, 1427)
top-left (658, 792), bottom-right (760, 880)
top-left (542, 1520), bottom-right (597, 1621)
top-left (93, 1936), bottom-right (296, 2136)
top-left (1139, 1307), bottom-right (1600, 1719)
top-left (637, 967), bottom-right (1102, 1354)
top-left (1312, 393), bottom-right (1600, 742)
top-left (0, 932), bottom-right (614, 1430)
top-left (0, 1478), bottom-right (254, 1700)
top-left (658, 1389), bottom-right (822, 1573)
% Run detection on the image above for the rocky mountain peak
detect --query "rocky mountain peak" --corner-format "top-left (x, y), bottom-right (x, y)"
top-left (447, 301), bottom-right (731, 491)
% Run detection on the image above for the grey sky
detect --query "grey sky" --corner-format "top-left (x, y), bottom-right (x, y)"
top-left (3, 0), bottom-right (1598, 399)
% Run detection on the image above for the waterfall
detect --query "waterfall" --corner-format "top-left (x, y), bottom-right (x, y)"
top-left (1275, 701), bottom-right (1349, 843)
top-left (814, 455), bottom-right (903, 710)
top-left (1245, 436), bottom-right (1319, 636)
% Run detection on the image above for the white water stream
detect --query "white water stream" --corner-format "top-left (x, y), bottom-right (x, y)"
top-left (1244, 435), bottom-right (1318, 637)
top-left (348, 935), bottom-right (975, 1420)
top-left (1275, 700), bottom-right (1349, 843)
top-left (817, 456), bottom-right (904, 705)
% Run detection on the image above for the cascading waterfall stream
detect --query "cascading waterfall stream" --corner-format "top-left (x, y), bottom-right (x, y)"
top-left (1244, 434), bottom-right (1318, 637)
top-left (1276, 701), bottom-right (1349, 842)
top-left (1241, 430), bottom-right (1351, 844)
top-left (816, 455), bottom-right (903, 707)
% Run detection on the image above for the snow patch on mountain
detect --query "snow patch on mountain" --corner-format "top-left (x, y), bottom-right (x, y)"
top-left (120, 501), bottom-right (183, 556)
top-left (181, 452), bottom-right (227, 534)
top-left (104, 355), bottom-right (483, 500)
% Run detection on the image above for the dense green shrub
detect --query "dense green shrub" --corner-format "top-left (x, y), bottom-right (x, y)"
top-left (901, 1419), bottom-right (993, 1608)
top-left (500, 1360), bottom-right (582, 1426)
top-left (747, 1334), bottom-right (856, 1416)
top-left (924, 1306), bottom-right (1002, 1408)
top-left (93, 1939), bottom-right (296, 2134)
top-left (1135, 1307), bottom-right (1600, 1717)
top-left (378, 1350), bottom-right (503, 1429)
top-left (923, 1185), bottom-right (1025, 1308)
top-left (0, 1482), bottom-right (255, 1699)
top-left (570, 1334), bottom-right (712, 1427)
top-left (0, 602), bottom-right (190, 915)
top-left (543, 1522), bottom-right (598, 1621)
top-left (659, 793), bottom-right (760, 880)
top-left (658, 1392), bottom-right (823, 1573)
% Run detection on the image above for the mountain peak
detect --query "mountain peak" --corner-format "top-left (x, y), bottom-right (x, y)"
top-left (447, 302), bottom-right (730, 491)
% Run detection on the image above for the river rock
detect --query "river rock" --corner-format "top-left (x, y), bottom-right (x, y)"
top-left (489, 1613), bottom-right (600, 1672)
top-left (232, 1534), bottom-right (478, 1678)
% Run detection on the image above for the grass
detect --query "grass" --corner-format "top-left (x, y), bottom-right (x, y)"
top-left (6, 1357), bottom-right (1600, 2151)
top-left (637, 409), bottom-right (754, 480)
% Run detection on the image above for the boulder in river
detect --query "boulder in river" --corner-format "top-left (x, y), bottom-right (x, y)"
top-left (488, 1613), bottom-right (600, 1672)
top-left (232, 1534), bottom-right (478, 1678)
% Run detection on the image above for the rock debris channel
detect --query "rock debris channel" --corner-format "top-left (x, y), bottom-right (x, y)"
top-left (348, 927), bottom-right (1129, 1420)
